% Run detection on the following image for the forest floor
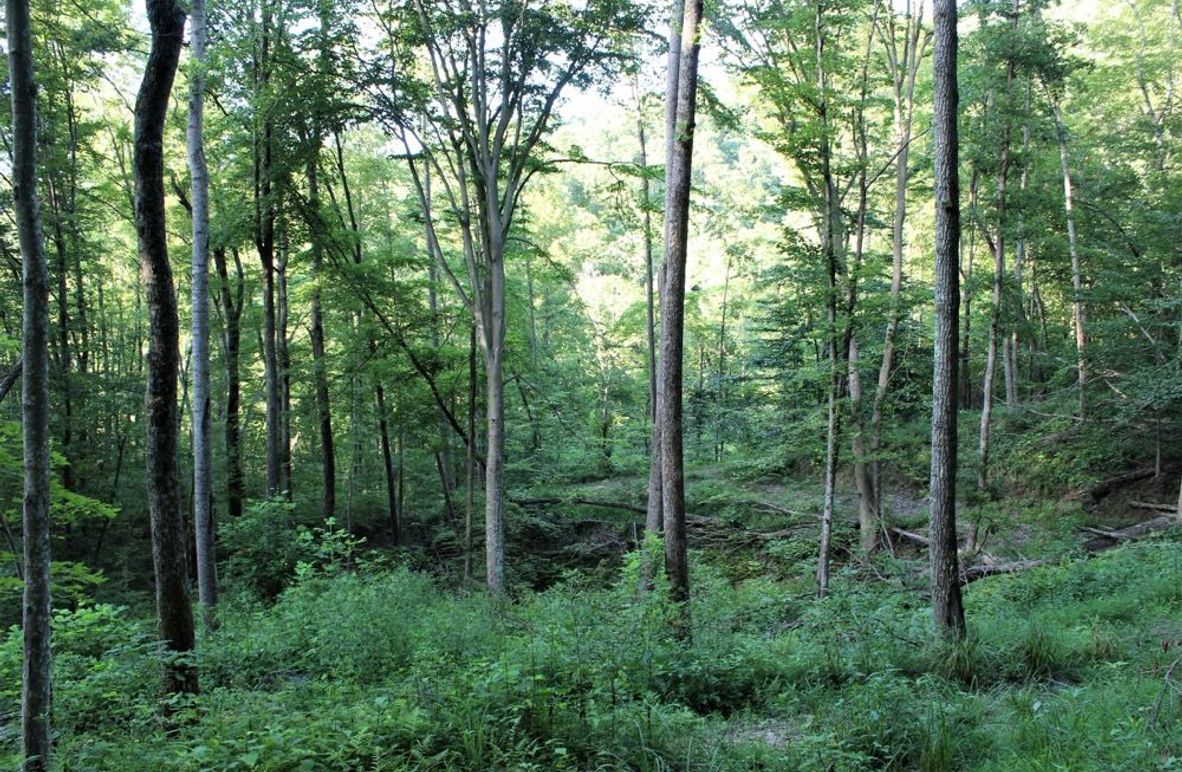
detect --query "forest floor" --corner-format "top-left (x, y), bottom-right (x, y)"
top-left (5, 465), bottom-right (1182, 769)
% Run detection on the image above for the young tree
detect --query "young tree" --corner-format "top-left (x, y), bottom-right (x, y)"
top-left (370, 0), bottom-right (644, 593)
top-left (870, 0), bottom-right (928, 518)
top-left (929, 0), bottom-right (966, 640)
top-left (1049, 94), bottom-right (1087, 420)
top-left (213, 246), bottom-right (245, 520)
top-left (254, 0), bottom-right (285, 499)
top-left (135, 0), bottom-right (198, 695)
top-left (9, 0), bottom-right (53, 761)
top-left (659, 0), bottom-right (705, 609)
top-left (188, 0), bottom-right (218, 629)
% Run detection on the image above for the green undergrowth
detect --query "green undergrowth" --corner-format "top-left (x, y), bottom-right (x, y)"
top-left (3, 537), bottom-right (1182, 769)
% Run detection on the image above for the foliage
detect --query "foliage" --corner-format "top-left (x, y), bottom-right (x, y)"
top-left (1, 540), bottom-right (1179, 769)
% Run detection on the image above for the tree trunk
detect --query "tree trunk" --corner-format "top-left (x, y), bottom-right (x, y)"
top-left (425, 167), bottom-right (457, 491)
top-left (188, 0), bottom-right (217, 629)
top-left (213, 247), bottom-right (244, 520)
top-left (1051, 96), bottom-right (1087, 420)
top-left (277, 221), bottom-right (292, 498)
top-left (646, 0), bottom-right (685, 539)
top-left (49, 220), bottom-right (72, 491)
top-left (373, 366), bottom-right (401, 543)
top-left (135, 0), bottom-right (198, 696)
top-left (464, 324), bottom-right (477, 582)
top-left (974, 2), bottom-right (1020, 534)
top-left (815, 0), bottom-right (847, 595)
top-left (638, 85), bottom-right (658, 455)
top-left (973, 35), bottom-right (1017, 549)
top-left (10, 0), bottom-right (53, 759)
top-left (715, 257), bottom-right (730, 462)
top-left (929, 0), bottom-right (966, 641)
top-left (255, 4), bottom-right (282, 499)
top-left (871, 0), bottom-right (926, 517)
top-left (959, 167), bottom-right (979, 409)
top-left (483, 317), bottom-right (506, 593)
top-left (1008, 84), bottom-right (1033, 405)
top-left (306, 150), bottom-right (336, 520)
top-left (658, 0), bottom-right (703, 615)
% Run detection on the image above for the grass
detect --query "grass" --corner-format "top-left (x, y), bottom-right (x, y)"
top-left (3, 533), bottom-right (1182, 770)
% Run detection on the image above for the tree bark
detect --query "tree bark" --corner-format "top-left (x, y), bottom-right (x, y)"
top-left (959, 166), bottom-right (980, 409)
top-left (646, 0), bottom-right (685, 539)
top-left (972, 12), bottom-right (1018, 551)
top-left (188, 0), bottom-right (217, 630)
top-left (277, 220), bottom-right (293, 498)
top-left (464, 324), bottom-right (477, 582)
top-left (815, 0), bottom-right (847, 594)
top-left (213, 247), bottom-right (244, 520)
top-left (871, 0), bottom-right (926, 517)
top-left (929, 0), bottom-right (966, 641)
top-left (373, 358), bottom-right (401, 543)
top-left (307, 5), bottom-right (336, 521)
top-left (306, 151), bottom-right (336, 519)
top-left (10, 0), bottom-right (53, 759)
top-left (659, 0), bottom-right (704, 612)
top-left (1050, 95), bottom-right (1087, 420)
top-left (135, 0), bottom-right (198, 695)
top-left (715, 257), bottom-right (730, 462)
top-left (254, 3), bottom-right (282, 499)
top-left (638, 86), bottom-right (658, 458)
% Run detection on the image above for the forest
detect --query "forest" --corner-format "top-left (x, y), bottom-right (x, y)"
top-left (4, 0), bottom-right (1182, 768)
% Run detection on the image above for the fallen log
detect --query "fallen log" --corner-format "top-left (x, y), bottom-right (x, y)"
top-left (1131, 501), bottom-right (1179, 514)
top-left (1081, 515), bottom-right (1176, 552)
top-left (889, 527), bottom-right (930, 547)
top-left (960, 559), bottom-right (1047, 585)
top-left (748, 500), bottom-right (811, 518)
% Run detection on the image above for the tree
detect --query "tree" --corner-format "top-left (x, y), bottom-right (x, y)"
top-left (134, 0), bottom-right (198, 696)
top-left (254, 0), bottom-right (286, 499)
top-left (370, 0), bottom-right (644, 593)
top-left (871, 0), bottom-right (928, 521)
top-left (9, 0), bottom-right (53, 760)
top-left (657, 0), bottom-right (705, 610)
top-left (647, 0), bottom-right (684, 540)
top-left (189, 0), bottom-right (218, 629)
top-left (1049, 93), bottom-right (1087, 420)
top-left (928, 0), bottom-right (966, 641)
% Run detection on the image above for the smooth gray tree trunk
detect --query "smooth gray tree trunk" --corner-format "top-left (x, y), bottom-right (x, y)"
top-left (188, 0), bottom-right (217, 630)
top-left (929, 0), bottom-right (966, 640)
top-left (9, 0), bottom-right (53, 760)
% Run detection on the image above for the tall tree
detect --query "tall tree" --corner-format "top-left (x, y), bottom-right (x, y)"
top-left (1049, 94), bottom-right (1087, 420)
top-left (135, 0), bottom-right (198, 696)
top-left (254, 0), bottom-right (284, 499)
top-left (371, 0), bottom-right (643, 593)
top-left (929, 0), bottom-right (966, 641)
top-left (188, 0), bottom-right (218, 629)
top-left (213, 246), bottom-right (245, 520)
top-left (647, 0), bottom-right (685, 539)
top-left (974, 0), bottom-right (1021, 548)
top-left (659, 0), bottom-right (705, 609)
top-left (871, 0), bottom-right (928, 519)
top-left (9, 0), bottom-right (53, 761)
